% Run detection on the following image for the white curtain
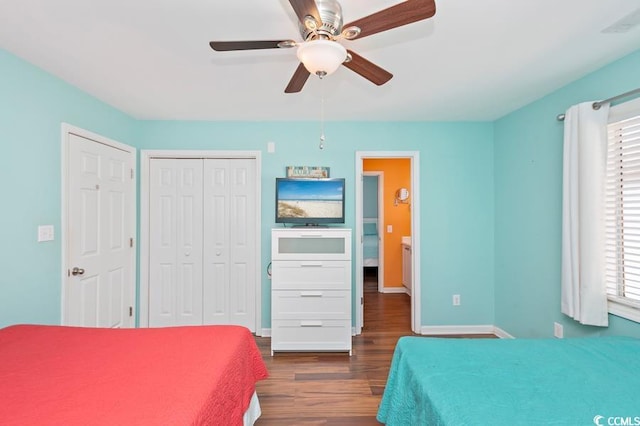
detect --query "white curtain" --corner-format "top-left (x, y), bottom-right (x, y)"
top-left (561, 101), bottom-right (610, 327)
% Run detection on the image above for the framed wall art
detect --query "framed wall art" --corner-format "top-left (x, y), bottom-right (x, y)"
top-left (286, 166), bottom-right (330, 178)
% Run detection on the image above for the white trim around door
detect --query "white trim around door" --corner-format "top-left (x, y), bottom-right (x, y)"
top-left (355, 151), bottom-right (421, 335)
top-left (61, 123), bottom-right (137, 327)
top-left (139, 150), bottom-right (263, 335)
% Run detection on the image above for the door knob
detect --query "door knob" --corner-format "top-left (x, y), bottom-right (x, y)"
top-left (71, 267), bottom-right (85, 276)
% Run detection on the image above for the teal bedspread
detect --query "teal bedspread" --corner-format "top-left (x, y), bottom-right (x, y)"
top-left (377, 336), bottom-right (640, 426)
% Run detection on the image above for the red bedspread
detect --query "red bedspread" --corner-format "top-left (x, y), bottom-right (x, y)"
top-left (0, 324), bottom-right (268, 425)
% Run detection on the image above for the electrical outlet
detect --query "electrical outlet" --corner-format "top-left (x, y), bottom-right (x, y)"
top-left (452, 294), bottom-right (460, 306)
top-left (387, 224), bottom-right (393, 233)
top-left (554, 322), bottom-right (564, 338)
top-left (37, 225), bottom-right (55, 242)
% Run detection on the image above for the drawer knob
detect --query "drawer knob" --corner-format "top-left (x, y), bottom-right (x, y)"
top-left (300, 320), bottom-right (323, 327)
top-left (300, 291), bottom-right (323, 297)
top-left (300, 262), bottom-right (323, 267)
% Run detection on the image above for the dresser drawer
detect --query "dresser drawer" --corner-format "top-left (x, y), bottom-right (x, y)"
top-left (272, 290), bottom-right (349, 320)
top-left (272, 228), bottom-right (351, 261)
top-left (271, 260), bottom-right (350, 290)
top-left (271, 319), bottom-right (351, 353)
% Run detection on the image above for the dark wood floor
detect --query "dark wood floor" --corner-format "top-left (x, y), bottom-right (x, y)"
top-left (254, 270), bottom-right (494, 425)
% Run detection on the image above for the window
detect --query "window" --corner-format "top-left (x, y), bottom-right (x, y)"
top-left (605, 98), bottom-right (640, 322)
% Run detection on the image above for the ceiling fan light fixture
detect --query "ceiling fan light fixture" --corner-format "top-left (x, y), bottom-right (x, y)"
top-left (296, 40), bottom-right (347, 76)
top-left (341, 26), bottom-right (361, 40)
top-left (303, 15), bottom-right (319, 31)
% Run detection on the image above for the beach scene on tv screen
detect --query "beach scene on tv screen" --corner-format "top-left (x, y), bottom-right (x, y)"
top-left (278, 180), bottom-right (343, 218)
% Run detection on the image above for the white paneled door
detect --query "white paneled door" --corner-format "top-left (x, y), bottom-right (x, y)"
top-left (148, 158), bottom-right (256, 330)
top-left (65, 132), bottom-right (135, 328)
top-left (149, 159), bottom-right (204, 326)
top-left (203, 159), bottom-right (256, 329)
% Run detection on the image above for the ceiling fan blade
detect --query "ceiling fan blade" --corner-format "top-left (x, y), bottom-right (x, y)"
top-left (285, 63), bottom-right (311, 93)
top-left (343, 50), bottom-right (393, 86)
top-left (343, 0), bottom-right (436, 40)
top-left (209, 40), bottom-right (294, 51)
top-left (288, 0), bottom-right (323, 27)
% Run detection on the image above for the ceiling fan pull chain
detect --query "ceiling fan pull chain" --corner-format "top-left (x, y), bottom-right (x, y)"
top-left (319, 77), bottom-right (325, 150)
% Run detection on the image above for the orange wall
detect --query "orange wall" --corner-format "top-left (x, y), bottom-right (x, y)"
top-left (363, 159), bottom-right (411, 288)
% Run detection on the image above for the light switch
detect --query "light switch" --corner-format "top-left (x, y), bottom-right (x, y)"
top-left (38, 225), bottom-right (55, 242)
top-left (267, 142), bottom-right (275, 153)
top-left (387, 225), bottom-right (393, 233)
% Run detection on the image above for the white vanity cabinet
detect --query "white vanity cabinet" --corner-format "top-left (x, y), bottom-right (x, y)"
top-left (402, 238), bottom-right (412, 296)
top-left (271, 228), bottom-right (352, 355)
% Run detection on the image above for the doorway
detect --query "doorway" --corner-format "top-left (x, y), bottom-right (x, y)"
top-left (363, 172), bottom-right (384, 293)
top-left (61, 124), bottom-right (136, 328)
top-left (355, 151), bottom-right (421, 335)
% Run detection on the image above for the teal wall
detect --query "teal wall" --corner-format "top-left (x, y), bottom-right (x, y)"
top-left (0, 50), bottom-right (137, 327)
top-left (494, 49), bottom-right (640, 338)
top-left (136, 121), bottom-right (495, 328)
top-left (0, 48), bottom-right (494, 329)
top-left (3, 43), bottom-right (640, 338)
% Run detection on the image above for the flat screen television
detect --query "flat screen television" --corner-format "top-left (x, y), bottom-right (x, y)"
top-left (275, 177), bottom-right (345, 225)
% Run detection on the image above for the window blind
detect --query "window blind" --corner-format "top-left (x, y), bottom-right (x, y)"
top-left (605, 114), bottom-right (640, 305)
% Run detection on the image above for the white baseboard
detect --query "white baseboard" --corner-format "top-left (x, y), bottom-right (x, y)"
top-left (492, 326), bottom-right (515, 339)
top-left (381, 287), bottom-right (408, 294)
top-left (262, 325), bottom-right (514, 339)
top-left (420, 324), bottom-right (514, 338)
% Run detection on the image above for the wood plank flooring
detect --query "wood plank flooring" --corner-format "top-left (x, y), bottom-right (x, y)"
top-left (254, 270), bottom-right (494, 425)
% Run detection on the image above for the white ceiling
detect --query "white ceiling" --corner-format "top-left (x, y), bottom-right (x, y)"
top-left (1, 0), bottom-right (639, 121)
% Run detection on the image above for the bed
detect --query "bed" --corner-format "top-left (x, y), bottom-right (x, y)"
top-left (0, 324), bottom-right (268, 426)
top-left (377, 336), bottom-right (640, 425)
top-left (363, 218), bottom-right (379, 267)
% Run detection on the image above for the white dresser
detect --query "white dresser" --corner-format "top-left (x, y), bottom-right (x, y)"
top-left (271, 228), bottom-right (352, 355)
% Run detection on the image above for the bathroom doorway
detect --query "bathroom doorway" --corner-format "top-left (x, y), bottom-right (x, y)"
top-left (355, 151), bottom-right (421, 335)
top-left (363, 172), bottom-right (384, 292)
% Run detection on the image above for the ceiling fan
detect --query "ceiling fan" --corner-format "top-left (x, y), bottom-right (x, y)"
top-left (209, 0), bottom-right (436, 93)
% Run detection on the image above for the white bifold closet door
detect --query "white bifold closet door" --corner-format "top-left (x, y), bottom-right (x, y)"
top-left (149, 159), bottom-right (204, 327)
top-left (203, 159), bottom-right (257, 328)
top-left (148, 158), bottom-right (256, 330)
